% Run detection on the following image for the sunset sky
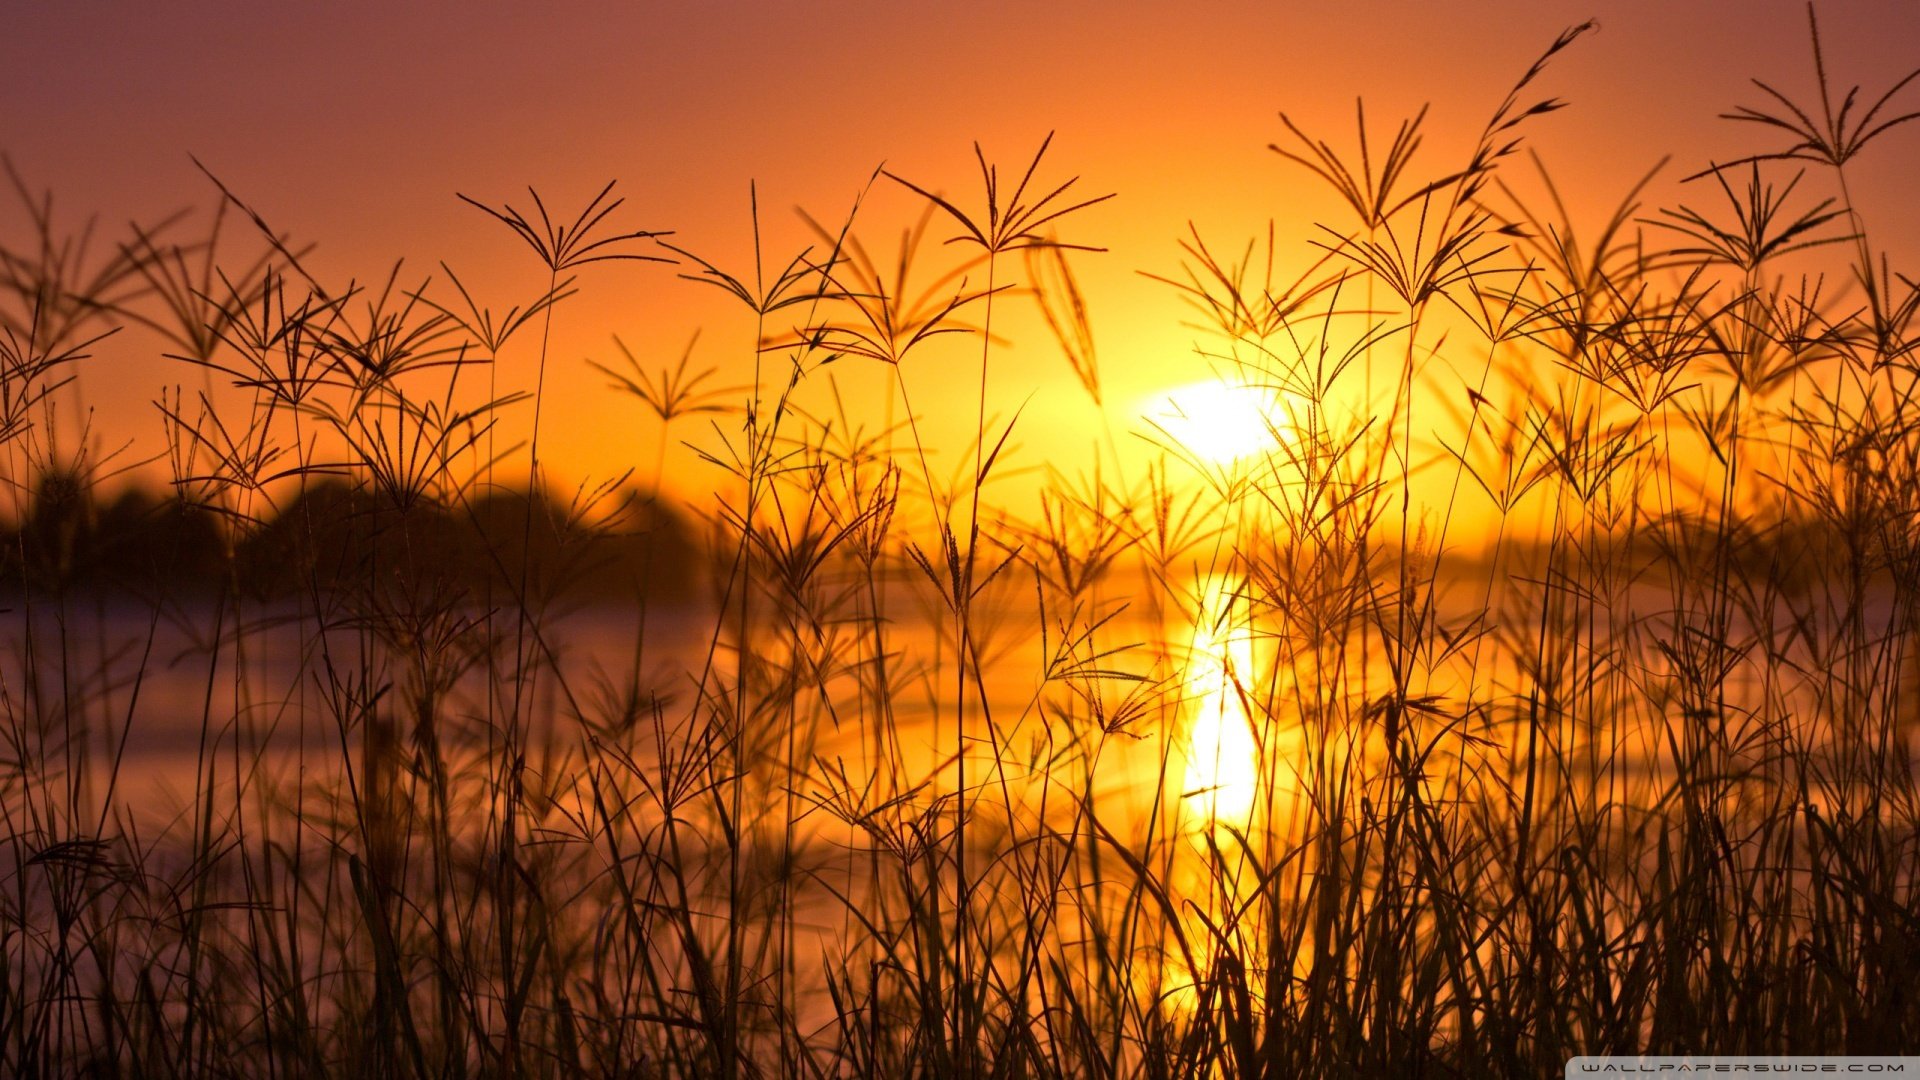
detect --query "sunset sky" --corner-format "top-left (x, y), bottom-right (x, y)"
top-left (5, 1), bottom-right (1917, 510)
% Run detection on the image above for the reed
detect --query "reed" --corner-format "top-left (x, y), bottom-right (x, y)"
top-left (1, 8), bottom-right (1917, 1076)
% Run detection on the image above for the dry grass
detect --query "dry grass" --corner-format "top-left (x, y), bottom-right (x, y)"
top-left (1, 9), bottom-right (1918, 1077)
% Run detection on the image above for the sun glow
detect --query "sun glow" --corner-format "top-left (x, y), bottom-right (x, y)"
top-left (1151, 380), bottom-right (1294, 466)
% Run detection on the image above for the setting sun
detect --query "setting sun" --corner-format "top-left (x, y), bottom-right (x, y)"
top-left (1150, 380), bottom-right (1296, 465)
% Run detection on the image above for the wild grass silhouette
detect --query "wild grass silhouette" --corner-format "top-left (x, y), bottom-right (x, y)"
top-left (2, 9), bottom-right (1918, 1076)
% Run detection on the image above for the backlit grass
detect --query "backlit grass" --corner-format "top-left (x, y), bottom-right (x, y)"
top-left (2, 10), bottom-right (1918, 1077)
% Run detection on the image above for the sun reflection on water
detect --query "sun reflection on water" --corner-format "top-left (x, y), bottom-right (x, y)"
top-left (1154, 574), bottom-right (1267, 1013)
top-left (1183, 575), bottom-right (1261, 824)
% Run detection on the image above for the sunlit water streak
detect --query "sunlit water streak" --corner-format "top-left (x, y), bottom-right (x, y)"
top-left (1181, 575), bottom-right (1260, 824)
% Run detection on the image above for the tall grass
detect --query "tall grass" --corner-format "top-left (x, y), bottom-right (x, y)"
top-left (2, 9), bottom-right (1919, 1076)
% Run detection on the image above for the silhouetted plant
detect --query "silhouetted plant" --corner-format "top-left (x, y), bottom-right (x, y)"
top-left (3, 11), bottom-right (1920, 1078)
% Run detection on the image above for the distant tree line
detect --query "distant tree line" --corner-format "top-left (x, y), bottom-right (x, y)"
top-left (0, 474), bottom-right (707, 607)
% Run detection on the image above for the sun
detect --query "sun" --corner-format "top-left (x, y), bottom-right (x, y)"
top-left (1150, 380), bottom-right (1294, 465)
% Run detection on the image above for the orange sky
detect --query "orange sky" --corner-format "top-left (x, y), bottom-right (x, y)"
top-left (4, 1), bottom-right (1917, 517)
